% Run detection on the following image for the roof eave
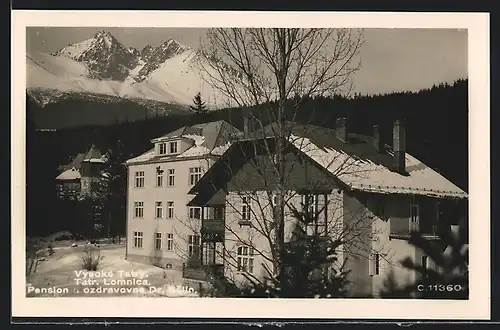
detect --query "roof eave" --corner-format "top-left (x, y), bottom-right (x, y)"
top-left (348, 185), bottom-right (468, 199)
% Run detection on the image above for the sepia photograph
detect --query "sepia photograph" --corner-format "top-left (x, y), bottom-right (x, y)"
top-left (12, 11), bottom-right (490, 320)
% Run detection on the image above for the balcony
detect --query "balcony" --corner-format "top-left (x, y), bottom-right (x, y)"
top-left (201, 219), bottom-right (225, 241)
top-left (389, 225), bottom-right (441, 240)
top-left (182, 263), bottom-right (224, 282)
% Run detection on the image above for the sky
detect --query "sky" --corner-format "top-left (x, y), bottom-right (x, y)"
top-left (26, 27), bottom-right (468, 96)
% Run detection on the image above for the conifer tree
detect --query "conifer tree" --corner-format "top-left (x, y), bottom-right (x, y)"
top-left (189, 92), bottom-right (208, 114)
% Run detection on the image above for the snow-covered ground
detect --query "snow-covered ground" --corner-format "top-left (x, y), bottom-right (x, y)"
top-left (26, 245), bottom-right (200, 298)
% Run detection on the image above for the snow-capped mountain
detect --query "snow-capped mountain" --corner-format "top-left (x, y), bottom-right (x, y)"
top-left (134, 39), bottom-right (188, 82)
top-left (27, 30), bottom-right (239, 109)
top-left (51, 30), bottom-right (138, 81)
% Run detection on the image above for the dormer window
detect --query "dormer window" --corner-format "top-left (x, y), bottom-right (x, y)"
top-left (169, 141), bottom-right (178, 154)
top-left (159, 143), bottom-right (167, 155)
top-left (158, 140), bottom-right (179, 156)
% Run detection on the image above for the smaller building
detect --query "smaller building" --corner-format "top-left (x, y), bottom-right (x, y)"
top-left (55, 145), bottom-right (107, 199)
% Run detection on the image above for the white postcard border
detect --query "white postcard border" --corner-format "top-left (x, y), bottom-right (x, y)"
top-left (11, 10), bottom-right (490, 320)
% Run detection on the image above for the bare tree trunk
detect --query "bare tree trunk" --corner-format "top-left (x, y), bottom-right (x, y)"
top-left (275, 28), bottom-right (287, 287)
top-left (195, 28), bottom-right (366, 295)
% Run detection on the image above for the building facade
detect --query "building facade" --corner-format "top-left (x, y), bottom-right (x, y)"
top-left (55, 145), bottom-right (106, 199)
top-left (187, 119), bottom-right (468, 297)
top-left (124, 121), bottom-right (241, 270)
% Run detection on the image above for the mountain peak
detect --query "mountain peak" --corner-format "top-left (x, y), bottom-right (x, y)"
top-left (94, 29), bottom-right (113, 37)
top-left (93, 30), bottom-right (116, 48)
top-left (51, 30), bottom-right (138, 81)
top-left (158, 38), bottom-right (189, 53)
top-left (134, 38), bottom-right (191, 82)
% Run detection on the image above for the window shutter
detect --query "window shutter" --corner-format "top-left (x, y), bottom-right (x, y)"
top-left (368, 253), bottom-right (375, 276)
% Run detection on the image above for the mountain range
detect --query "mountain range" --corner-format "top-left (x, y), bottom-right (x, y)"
top-left (26, 30), bottom-right (234, 110)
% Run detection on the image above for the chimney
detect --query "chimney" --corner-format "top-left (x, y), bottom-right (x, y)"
top-left (336, 117), bottom-right (348, 142)
top-left (393, 119), bottom-right (406, 173)
top-left (373, 125), bottom-right (384, 152)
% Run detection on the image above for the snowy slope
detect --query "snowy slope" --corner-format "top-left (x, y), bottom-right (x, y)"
top-left (138, 50), bottom-right (236, 107)
top-left (27, 52), bottom-right (126, 98)
top-left (27, 50), bottom-right (237, 107)
top-left (27, 52), bottom-right (181, 104)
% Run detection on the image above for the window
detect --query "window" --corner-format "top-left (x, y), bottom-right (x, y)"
top-left (156, 169), bottom-right (163, 187)
top-left (134, 201), bottom-right (144, 218)
top-left (154, 233), bottom-right (162, 250)
top-left (167, 169), bottom-right (175, 187)
top-left (237, 246), bottom-right (254, 273)
top-left (169, 141), bottom-right (178, 154)
top-left (374, 253), bottom-right (380, 275)
top-left (134, 171), bottom-right (144, 188)
top-left (302, 194), bottom-right (325, 235)
top-left (189, 167), bottom-right (202, 186)
top-left (189, 207), bottom-right (202, 220)
top-left (302, 194), bottom-right (318, 216)
top-left (271, 193), bottom-right (280, 215)
top-left (166, 233), bottom-right (174, 251)
top-left (167, 201), bottom-right (174, 219)
top-left (410, 195), bottom-right (419, 232)
top-left (159, 143), bottom-right (167, 155)
top-left (188, 235), bottom-right (201, 258)
top-left (155, 201), bottom-right (163, 218)
top-left (133, 231), bottom-right (143, 248)
top-left (369, 253), bottom-right (381, 276)
top-left (214, 206), bottom-right (224, 220)
top-left (242, 196), bottom-right (251, 221)
top-left (422, 256), bottom-right (428, 273)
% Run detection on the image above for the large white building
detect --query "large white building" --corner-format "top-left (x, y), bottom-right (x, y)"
top-left (124, 121), bottom-right (241, 270)
top-left (125, 118), bottom-right (468, 297)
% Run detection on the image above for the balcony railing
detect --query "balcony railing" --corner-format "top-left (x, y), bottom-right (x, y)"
top-left (182, 263), bottom-right (224, 282)
top-left (201, 219), bottom-right (225, 241)
top-left (390, 224), bottom-right (441, 240)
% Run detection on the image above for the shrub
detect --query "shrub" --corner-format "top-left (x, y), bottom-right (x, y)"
top-left (81, 245), bottom-right (103, 271)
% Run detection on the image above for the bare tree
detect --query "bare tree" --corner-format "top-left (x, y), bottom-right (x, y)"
top-left (191, 28), bottom-right (365, 293)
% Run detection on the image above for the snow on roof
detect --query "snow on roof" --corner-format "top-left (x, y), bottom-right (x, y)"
top-left (83, 145), bottom-right (107, 163)
top-left (183, 134), bottom-right (205, 146)
top-left (127, 121), bottom-right (240, 165)
top-left (56, 167), bottom-right (81, 180)
top-left (88, 158), bottom-right (106, 163)
top-left (126, 148), bottom-right (156, 163)
top-left (289, 134), bottom-right (467, 199)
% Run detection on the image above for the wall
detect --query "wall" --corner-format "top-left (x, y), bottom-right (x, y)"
top-left (341, 190), bottom-right (373, 297)
top-left (226, 151), bottom-right (335, 193)
top-left (223, 189), bottom-right (344, 287)
top-left (126, 157), bottom-right (214, 269)
top-left (370, 194), bottom-right (440, 297)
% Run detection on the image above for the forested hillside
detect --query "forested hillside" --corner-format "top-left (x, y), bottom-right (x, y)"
top-left (26, 79), bottom-right (468, 236)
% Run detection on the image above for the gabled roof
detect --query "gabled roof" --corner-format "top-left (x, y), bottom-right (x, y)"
top-left (57, 145), bottom-right (105, 175)
top-left (55, 167), bottom-right (81, 180)
top-left (188, 121), bottom-right (467, 201)
top-left (58, 152), bottom-right (86, 172)
top-left (126, 120), bottom-right (241, 165)
top-left (83, 145), bottom-right (105, 163)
